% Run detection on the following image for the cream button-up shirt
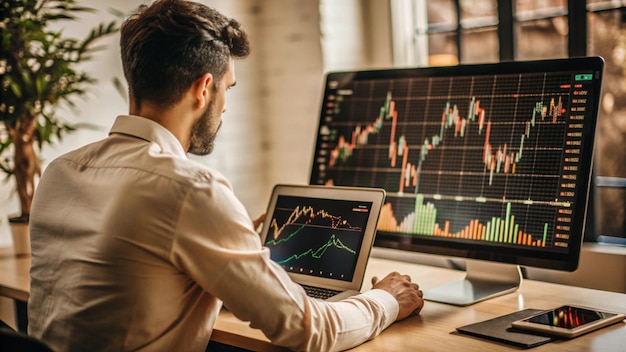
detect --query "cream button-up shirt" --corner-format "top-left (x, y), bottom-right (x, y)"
top-left (28, 115), bottom-right (398, 352)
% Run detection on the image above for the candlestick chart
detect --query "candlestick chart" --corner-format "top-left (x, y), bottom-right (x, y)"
top-left (311, 71), bottom-right (595, 253)
top-left (264, 195), bottom-right (372, 281)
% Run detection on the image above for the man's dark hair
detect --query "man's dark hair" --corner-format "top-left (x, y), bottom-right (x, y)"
top-left (120, 0), bottom-right (250, 108)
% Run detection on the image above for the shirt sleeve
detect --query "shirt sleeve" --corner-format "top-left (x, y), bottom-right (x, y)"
top-left (169, 175), bottom-right (399, 351)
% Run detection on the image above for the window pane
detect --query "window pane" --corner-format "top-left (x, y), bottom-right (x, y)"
top-left (588, 10), bottom-right (626, 239)
top-left (514, 17), bottom-right (568, 60)
top-left (587, 0), bottom-right (624, 11)
top-left (460, 0), bottom-right (497, 24)
top-left (595, 186), bottom-right (626, 238)
top-left (461, 27), bottom-right (499, 63)
top-left (428, 32), bottom-right (459, 65)
top-left (427, 0), bottom-right (457, 30)
top-left (515, 0), bottom-right (566, 14)
top-left (588, 10), bottom-right (626, 179)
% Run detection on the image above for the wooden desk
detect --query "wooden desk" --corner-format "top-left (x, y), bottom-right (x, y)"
top-left (0, 248), bottom-right (30, 302)
top-left (0, 247), bottom-right (30, 331)
top-left (2, 250), bottom-right (625, 351)
top-left (211, 258), bottom-right (626, 352)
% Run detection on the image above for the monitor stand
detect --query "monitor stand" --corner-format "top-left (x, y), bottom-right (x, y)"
top-left (423, 259), bottom-right (522, 306)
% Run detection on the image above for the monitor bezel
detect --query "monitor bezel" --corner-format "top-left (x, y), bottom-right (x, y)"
top-left (309, 56), bottom-right (604, 272)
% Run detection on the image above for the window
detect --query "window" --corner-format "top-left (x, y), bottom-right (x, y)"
top-left (390, 0), bottom-right (626, 242)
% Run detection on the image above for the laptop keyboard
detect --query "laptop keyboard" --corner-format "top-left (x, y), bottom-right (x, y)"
top-left (301, 284), bottom-right (342, 300)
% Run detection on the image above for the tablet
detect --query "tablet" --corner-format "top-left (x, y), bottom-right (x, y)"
top-left (511, 305), bottom-right (626, 338)
top-left (259, 184), bottom-right (386, 301)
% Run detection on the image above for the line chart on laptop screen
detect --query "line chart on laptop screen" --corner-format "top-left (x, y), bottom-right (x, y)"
top-left (310, 70), bottom-right (596, 253)
top-left (264, 195), bottom-right (372, 281)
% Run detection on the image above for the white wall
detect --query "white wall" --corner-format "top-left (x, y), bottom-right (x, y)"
top-left (320, 0), bottom-right (393, 71)
top-left (246, 0), bottom-right (324, 212)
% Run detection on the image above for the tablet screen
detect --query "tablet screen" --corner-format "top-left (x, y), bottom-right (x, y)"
top-left (527, 306), bottom-right (617, 329)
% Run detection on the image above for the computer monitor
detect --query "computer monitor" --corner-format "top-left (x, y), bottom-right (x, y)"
top-left (309, 57), bottom-right (604, 305)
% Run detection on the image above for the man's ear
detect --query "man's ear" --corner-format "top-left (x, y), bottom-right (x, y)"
top-left (193, 73), bottom-right (214, 108)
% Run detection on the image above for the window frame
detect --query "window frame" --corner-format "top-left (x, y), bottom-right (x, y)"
top-left (390, 0), bottom-right (589, 62)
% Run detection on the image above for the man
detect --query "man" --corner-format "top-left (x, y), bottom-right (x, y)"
top-left (28, 0), bottom-right (425, 351)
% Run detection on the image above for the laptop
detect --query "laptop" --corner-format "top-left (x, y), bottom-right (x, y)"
top-left (259, 184), bottom-right (386, 301)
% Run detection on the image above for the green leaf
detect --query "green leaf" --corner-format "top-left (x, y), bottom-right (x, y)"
top-left (10, 82), bottom-right (22, 99)
top-left (42, 14), bottom-right (75, 21)
top-left (35, 75), bottom-right (45, 96)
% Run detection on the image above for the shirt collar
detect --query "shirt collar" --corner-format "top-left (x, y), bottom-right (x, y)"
top-left (109, 115), bottom-right (188, 158)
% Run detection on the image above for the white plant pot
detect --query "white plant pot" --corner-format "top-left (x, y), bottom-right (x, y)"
top-left (9, 221), bottom-right (30, 256)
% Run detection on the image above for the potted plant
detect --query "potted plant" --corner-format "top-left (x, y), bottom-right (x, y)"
top-left (0, 0), bottom-right (118, 252)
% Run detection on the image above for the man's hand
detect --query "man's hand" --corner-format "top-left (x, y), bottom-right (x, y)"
top-left (371, 272), bottom-right (424, 321)
top-left (252, 214), bottom-right (266, 232)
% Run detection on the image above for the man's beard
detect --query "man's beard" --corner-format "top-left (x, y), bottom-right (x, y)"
top-left (188, 98), bottom-right (221, 156)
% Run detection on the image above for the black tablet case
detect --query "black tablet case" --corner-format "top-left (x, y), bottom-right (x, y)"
top-left (456, 309), bottom-right (557, 348)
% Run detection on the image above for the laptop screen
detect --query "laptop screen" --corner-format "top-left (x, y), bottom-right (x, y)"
top-left (264, 194), bottom-right (373, 282)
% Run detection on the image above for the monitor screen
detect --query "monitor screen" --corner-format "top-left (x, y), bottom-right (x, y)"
top-left (309, 57), bottom-right (603, 279)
